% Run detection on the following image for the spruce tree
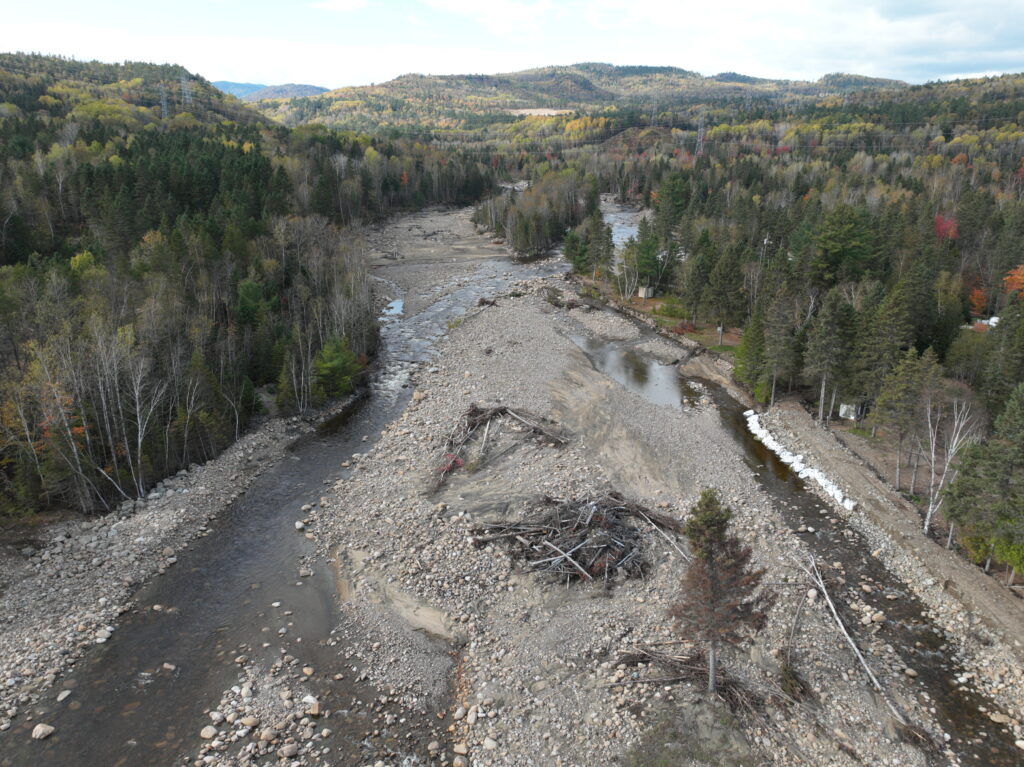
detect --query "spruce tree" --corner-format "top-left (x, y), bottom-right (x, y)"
top-left (811, 205), bottom-right (876, 287)
top-left (804, 289), bottom-right (850, 422)
top-left (735, 308), bottom-right (766, 399)
top-left (870, 348), bottom-right (922, 488)
top-left (702, 249), bottom-right (744, 345)
top-left (763, 295), bottom-right (800, 405)
top-left (670, 489), bottom-right (771, 693)
top-left (677, 230), bottom-right (714, 321)
top-left (852, 280), bottom-right (914, 407)
top-left (981, 302), bottom-right (1024, 419)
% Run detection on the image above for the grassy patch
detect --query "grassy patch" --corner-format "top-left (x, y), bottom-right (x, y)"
top-left (652, 296), bottom-right (688, 318)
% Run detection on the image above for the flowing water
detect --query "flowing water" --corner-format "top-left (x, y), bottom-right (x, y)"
top-left (4, 201), bottom-right (1018, 766)
top-left (600, 196), bottom-right (643, 248)
top-left (572, 327), bottom-right (1021, 766)
top-left (2, 256), bottom-right (563, 767)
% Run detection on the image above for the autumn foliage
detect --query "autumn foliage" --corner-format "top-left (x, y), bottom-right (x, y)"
top-left (934, 214), bottom-right (959, 241)
top-left (1003, 265), bottom-right (1024, 295)
top-left (969, 287), bottom-right (988, 315)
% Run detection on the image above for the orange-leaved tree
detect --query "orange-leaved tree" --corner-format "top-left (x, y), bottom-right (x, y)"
top-left (1003, 265), bottom-right (1024, 296)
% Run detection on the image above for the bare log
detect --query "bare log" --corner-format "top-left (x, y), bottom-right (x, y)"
top-left (797, 556), bottom-right (908, 726)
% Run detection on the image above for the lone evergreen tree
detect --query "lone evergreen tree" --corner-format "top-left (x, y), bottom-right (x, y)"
top-left (670, 489), bottom-right (772, 693)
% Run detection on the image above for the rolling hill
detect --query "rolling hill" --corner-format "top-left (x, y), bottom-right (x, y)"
top-left (250, 62), bottom-right (910, 130)
top-left (0, 52), bottom-right (262, 126)
top-left (213, 80), bottom-right (328, 101)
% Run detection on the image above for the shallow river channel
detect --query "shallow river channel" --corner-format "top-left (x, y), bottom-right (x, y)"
top-left (573, 329), bottom-right (1021, 766)
top-left (2, 257), bottom-right (561, 767)
top-left (3, 205), bottom-right (1019, 766)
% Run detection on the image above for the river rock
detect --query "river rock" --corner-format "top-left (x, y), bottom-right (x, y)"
top-left (240, 716), bottom-right (260, 728)
top-left (279, 743), bottom-right (299, 757)
top-left (200, 725), bottom-right (217, 739)
top-left (31, 723), bottom-right (55, 739)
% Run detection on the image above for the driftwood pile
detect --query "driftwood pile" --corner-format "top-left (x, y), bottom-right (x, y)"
top-left (433, 403), bottom-right (567, 490)
top-left (472, 492), bottom-right (686, 583)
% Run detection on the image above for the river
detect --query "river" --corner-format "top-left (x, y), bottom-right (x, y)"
top-left (3, 203), bottom-right (1018, 766)
top-left (572, 329), bottom-right (1021, 766)
top-left (1, 255), bottom-right (563, 767)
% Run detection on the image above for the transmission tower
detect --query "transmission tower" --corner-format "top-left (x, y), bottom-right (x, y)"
top-left (179, 75), bottom-right (193, 107)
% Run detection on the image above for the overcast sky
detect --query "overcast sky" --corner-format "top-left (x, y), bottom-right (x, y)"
top-left (4, 0), bottom-right (1023, 88)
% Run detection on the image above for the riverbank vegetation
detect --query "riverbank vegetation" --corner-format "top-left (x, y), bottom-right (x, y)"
top-left (466, 71), bottom-right (1024, 576)
top-left (0, 54), bottom-right (496, 518)
top-left (5, 51), bottom-right (1024, 573)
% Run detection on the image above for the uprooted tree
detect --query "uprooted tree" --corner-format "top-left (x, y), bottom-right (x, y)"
top-left (670, 488), bottom-right (772, 693)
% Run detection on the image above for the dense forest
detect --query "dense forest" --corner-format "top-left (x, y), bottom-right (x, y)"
top-left (469, 72), bottom-right (1024, 573)
top-left (4, 51), bottom-right (1024, 579)
top-left (0, 54), bottom-right (495, 517)
top-left (252, 63), bottom-right (907, 133)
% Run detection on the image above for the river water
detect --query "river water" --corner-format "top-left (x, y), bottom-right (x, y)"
top-left (4, 205), bottom-right (1018, 766)
top-left (572, 330), bottom-right (1021, 766)
top-left (2, 256), bottom-right (563, 767)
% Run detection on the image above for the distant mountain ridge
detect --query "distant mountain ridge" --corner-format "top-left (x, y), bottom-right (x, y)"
top-left (251, 61), bottom-right (911, 129)
top-left (213, 81), bottom-right (267, 98)
top-left (213, 81), bottom-right (328, 101)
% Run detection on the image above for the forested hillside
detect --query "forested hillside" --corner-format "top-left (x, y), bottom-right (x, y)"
top-left (0, 54), bottom-right (495, 518)
top-left (470, 71), bottom-right (1024, 571)
top-left (251, 63), bottom-right (908, 132)
top-left (5, 50), bottom-right (1024, 572)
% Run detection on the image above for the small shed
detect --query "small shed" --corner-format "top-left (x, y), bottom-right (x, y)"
top-left (838, 404), bottom-right (858, 420)
top-left (637, 285), bottom-right (655, 299)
